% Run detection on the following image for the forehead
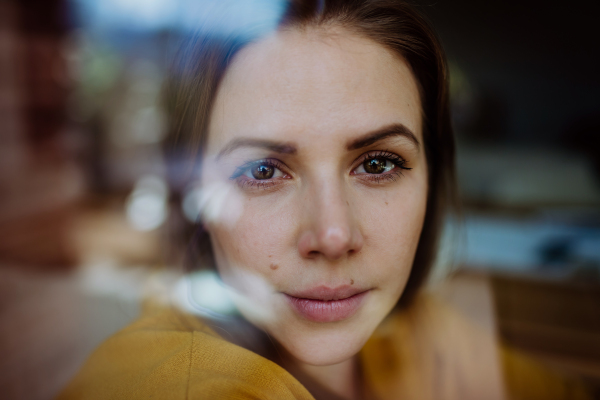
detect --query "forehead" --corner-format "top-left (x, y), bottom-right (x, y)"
top-left (207, 26), bottom-right (422, 152)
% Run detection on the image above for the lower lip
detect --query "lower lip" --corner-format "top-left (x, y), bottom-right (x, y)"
top-left (285, 291), bottom-right (369, 323)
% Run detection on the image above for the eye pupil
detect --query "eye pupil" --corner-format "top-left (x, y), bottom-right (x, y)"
top-left (252, 164), bottom-right (275, 179)
top-left (364, 158), bottom-right (386, 174)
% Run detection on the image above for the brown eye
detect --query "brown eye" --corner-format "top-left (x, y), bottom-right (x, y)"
top-left (363, 158), bottom-right (388, 174)
top-left (251, 164), bottom-right (275, 179)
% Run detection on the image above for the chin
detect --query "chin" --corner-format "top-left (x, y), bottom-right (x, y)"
top-left (267, 303), bottom-right (387, 366)
top-left (276, 325), bottom-right (372, 366)
top-left (246, 289), bottom-right (398, 366)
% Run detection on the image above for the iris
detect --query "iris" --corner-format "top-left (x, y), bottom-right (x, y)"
top-left (252, 164), bottom-right (275, 179)
top-left (364, 158), bottom-right (388, 174)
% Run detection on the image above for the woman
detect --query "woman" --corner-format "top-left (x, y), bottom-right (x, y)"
top-left (58, 1), bottom-right (592, 399)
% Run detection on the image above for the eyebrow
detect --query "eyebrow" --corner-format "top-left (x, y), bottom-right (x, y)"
top-left (347, 123), bottom-right (420, 151)
top-left (217, 138), bottom-right (297, 158)
top-left (217, 123), bottom-right (419, 158)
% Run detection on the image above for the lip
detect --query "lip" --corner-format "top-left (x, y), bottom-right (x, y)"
top-left (284, 285), bottom-right (369, 323)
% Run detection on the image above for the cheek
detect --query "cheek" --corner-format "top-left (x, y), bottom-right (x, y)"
top-left (357, 180), bottom-right (428, 281)
top-left (208, 197), bottom-right (294, 276)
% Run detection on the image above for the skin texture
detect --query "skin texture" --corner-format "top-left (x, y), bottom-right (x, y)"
top-left (200, 26), bottom-right (428, 399)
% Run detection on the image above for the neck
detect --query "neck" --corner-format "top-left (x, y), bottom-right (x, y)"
top-left (209, 317), bottom-right (362, 399)
top-left (282, 353), bottom-right (361, 400)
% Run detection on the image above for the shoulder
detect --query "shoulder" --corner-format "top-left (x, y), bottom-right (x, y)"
top-left (57, 309), bottom-right (313, 400)
top-left (362, 294), bottom-right (594, 400)
top-left (500, 345), bottom-right (593, 400)
top-left (362, 293), bottom-right (506, 400)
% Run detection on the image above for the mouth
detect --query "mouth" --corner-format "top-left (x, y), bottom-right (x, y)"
top-left (284, 285), bottom-right (370, 323)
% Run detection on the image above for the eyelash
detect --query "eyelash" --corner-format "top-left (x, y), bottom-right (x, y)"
top-left (230, 159), bottom-right (290, 190)
top-left (353, 150), bottom-right (412, 184)
top-left (230, 151), bottom-right (411, 190)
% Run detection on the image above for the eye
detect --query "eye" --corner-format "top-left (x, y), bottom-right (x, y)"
top-left (353, 151), bottom-right (410, 174)
top-left (230, 159), bottom-right (290, 190)
top-left (351, 151), bottom-right (412, 183)
top-left (245, 162), bottom-right (284, 180)
top-left (356, 157), bottom-right (396, 174)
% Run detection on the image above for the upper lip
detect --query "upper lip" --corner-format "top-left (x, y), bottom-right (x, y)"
top-left (285, 285), bottom-right (367, 301)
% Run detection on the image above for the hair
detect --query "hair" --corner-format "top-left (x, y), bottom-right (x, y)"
top-left (164, 0), bottom-right (456, 308)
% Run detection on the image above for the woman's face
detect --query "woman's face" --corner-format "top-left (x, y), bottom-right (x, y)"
top-left (200, 27), bottom-right (428, 366)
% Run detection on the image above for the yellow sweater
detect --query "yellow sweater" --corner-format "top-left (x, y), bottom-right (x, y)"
top-left (57, 295), bottom-right (592, 400)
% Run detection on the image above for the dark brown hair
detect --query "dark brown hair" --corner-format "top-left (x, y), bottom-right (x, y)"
top-left (165, 0), bottom-right (456, 308)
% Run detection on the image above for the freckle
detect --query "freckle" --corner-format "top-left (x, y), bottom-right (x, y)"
top-left (385, 201), bottom-right (388, 205)
top-left (350, 279), bottom-right (354, 285)
top-left (270, 263), bottom-right (279, 270)
top-left (346, 201), bottom-right (349, 206)
top-left (268, 255), bottom-right (272, 258)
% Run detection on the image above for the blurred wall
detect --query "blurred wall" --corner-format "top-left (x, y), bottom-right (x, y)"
top-left (0, 0), bottom-right (83, 268)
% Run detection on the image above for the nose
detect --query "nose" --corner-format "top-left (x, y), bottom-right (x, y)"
top-left (297, 182), bottom-right (364, 261)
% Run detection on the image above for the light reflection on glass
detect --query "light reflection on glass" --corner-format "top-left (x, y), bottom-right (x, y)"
top-left (174, 271), bottom-right (237, 317)
top-left (126, 175), bottom-right (169, 231)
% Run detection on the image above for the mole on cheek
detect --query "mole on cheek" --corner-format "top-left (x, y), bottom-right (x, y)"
top-left (270, 263), bottom-right (279, 270)
top-left (350, 279), bottom-right (354, 285)
top-left (385, 201), bottom-right (388, 205)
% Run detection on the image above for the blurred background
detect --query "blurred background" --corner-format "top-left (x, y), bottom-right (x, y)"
top-left (0, 0), bottom-right (598, 398)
